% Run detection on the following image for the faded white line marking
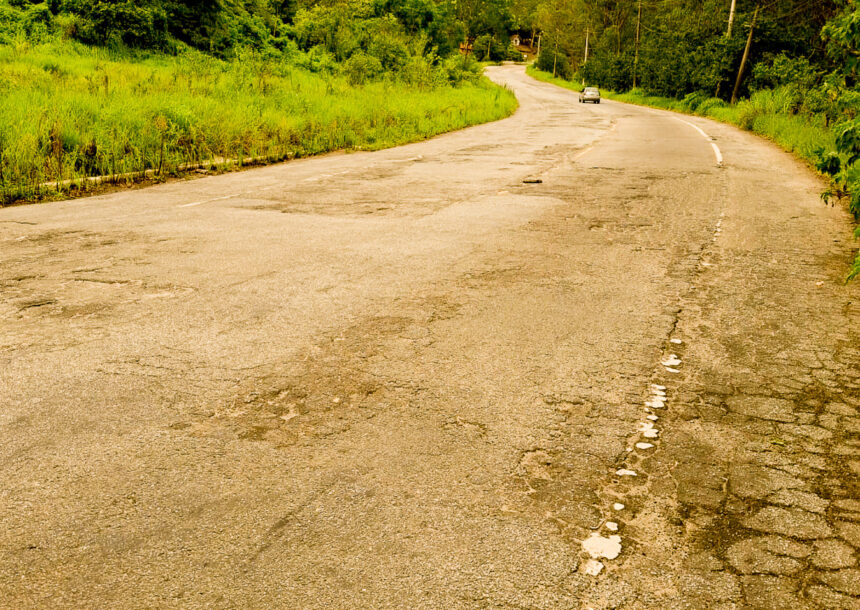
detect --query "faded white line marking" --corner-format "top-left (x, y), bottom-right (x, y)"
top-left (711, 142), bottom-right (724, 165)
top-left (672, 116), bottom-right (723, 166)
top-left (179, 194), bottom-right (235, 208)
top-left (674, 117), bottom-right (710, 140)
top-left (303, 173), bottom-right (331, 182)
top-left (573, 147), bottom-right (594, 162)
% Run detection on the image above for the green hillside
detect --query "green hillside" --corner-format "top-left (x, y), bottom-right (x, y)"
top-left (0, 0), bottom-right (518, 204)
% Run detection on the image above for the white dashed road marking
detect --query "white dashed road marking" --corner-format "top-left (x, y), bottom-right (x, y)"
top-left (672, 116), bottom-right (723, 166)
top-left (711, 142), bottom-right (724, 165)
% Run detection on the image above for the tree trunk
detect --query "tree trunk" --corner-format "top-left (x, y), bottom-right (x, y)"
top-left (584, 28), bottom-right (589, 64)
top-left (633, 0), bottom-right (642, 88)
top-left (552, 39), bottom-right (558, 76)
top-left (731, 3), bottom-right (759, 105)
top-left (726, 0), bottom-right (737, 37)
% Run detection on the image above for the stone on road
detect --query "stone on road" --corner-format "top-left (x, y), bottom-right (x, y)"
top-left (1, 65), bottom-right (858, 608)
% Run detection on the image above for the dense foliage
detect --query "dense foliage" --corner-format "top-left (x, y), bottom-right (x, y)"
top-left (532, 1), bottom-right (839, 97)
top-left (0, 0), bottom-right (522, 61)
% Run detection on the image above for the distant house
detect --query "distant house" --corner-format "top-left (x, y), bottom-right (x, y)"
top-left (510, 31), bottom-right (537, 60)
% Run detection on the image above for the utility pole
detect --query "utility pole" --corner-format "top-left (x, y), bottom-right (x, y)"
top-left (726, 0), bottom-right (737, 37)
top-left (584, 28), bottom-right (589, 64)
top-left (552, 38), bottom-right (558, 76)
top-left (731, 3), bottom-right (759, 104)
top-left (716, 0), bottom-right (737, 97)
top-left (633, 0), bottom-right (642, 88)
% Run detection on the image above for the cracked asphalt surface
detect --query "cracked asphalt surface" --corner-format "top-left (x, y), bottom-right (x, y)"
top-left (1, 65), bottom-right (859, 608)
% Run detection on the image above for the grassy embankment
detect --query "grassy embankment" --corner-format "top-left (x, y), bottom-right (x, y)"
top-left (0, 42), bottom-right (518, 205)
top-left (527, 64), bottom-right (859, 280)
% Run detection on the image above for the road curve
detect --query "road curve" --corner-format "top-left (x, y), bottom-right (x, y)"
top-left (1, 65), bottom-right (858, 608)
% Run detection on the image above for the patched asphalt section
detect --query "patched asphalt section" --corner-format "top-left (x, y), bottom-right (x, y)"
top-left (574, 108), bottom-right (859, 609)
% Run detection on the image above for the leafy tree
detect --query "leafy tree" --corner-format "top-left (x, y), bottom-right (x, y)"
top-left (65, 0), bottom-right (168, 48)
top-left (818, 0), bottom-right (860, 219)
top-left (533, 0), bottom-right (843, 100)
top-left (823, 0), bottom-right (860, 81)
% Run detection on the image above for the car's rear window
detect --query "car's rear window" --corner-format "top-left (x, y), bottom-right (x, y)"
top-left (585, 88), bottom-right (599, 93)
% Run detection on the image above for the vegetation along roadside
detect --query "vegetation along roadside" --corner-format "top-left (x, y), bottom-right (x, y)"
top-left (0, 0), bottom-right (518, 206)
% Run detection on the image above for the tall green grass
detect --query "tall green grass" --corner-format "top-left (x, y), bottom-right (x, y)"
top-left (525, 66), bottom-right (584, 93)
top-left (0, 41), bottom-right (518, 204)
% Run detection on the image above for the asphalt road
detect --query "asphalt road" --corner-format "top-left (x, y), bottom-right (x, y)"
top-left (2, 65), bottom-right (859, 609)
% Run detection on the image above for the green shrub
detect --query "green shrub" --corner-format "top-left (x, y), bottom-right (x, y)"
top-left (341, 51), bottom-right (382, 85)
top-left (681, 91), bottom-right (708, 112)
top-left (751, 53), bottom-right (820, 91)
top-left (800, 86), bottom-right (838, 124)
top-left (695, 97), bottom-right (728, 115)
top-left (398, 53), bottom-right (441, 87)
top-left (297, 44), bottom-right (338, 73)
top-left (367, 31), bottom-right (409, 71)
top-left (535, 47), bottom-right (571, 79)
top-left (441, 53), bottom-right (480, 85)
top-left (505, 42), bottom-right (523, 61)
top-left (0, 4), bottom-right (23, 43)
top-left (580, 54), bottom-right (631, 91)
